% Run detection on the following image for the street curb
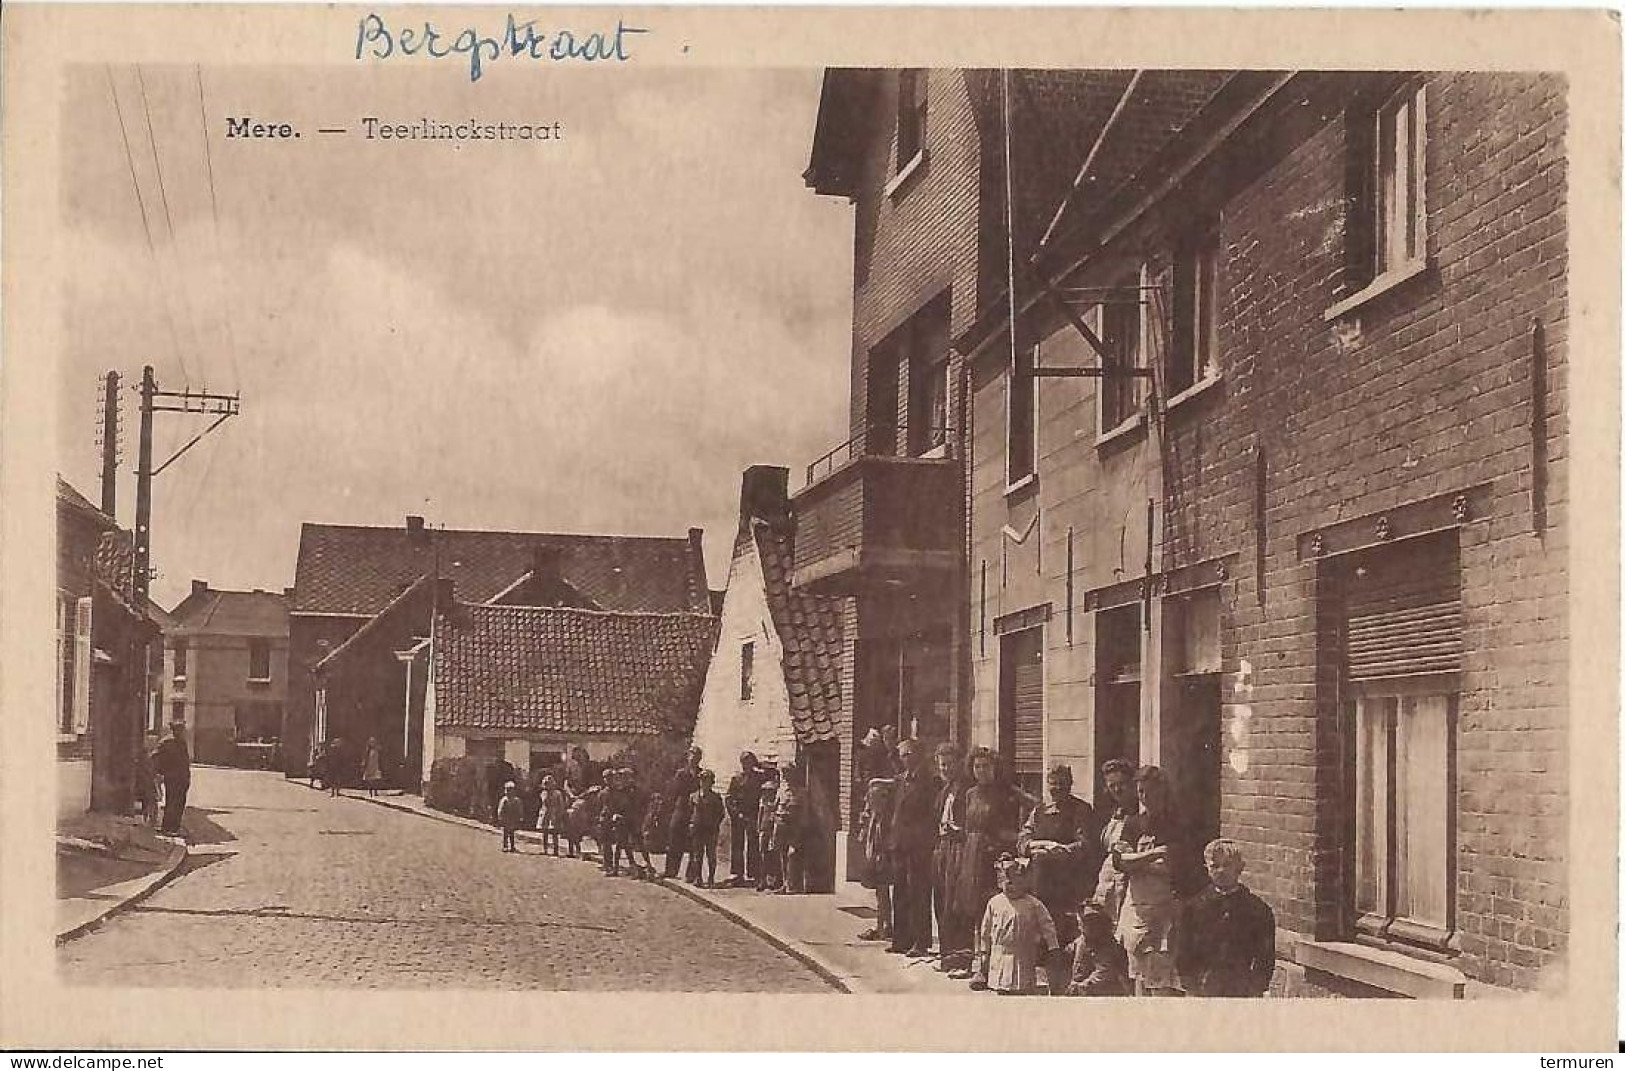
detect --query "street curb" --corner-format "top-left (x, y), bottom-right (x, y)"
top-left (338, 787), bottom-right (854, 993)
top-left (652, 878), bottom-right (856, 995)
top-left (56, 838), bottom-right (189, 945)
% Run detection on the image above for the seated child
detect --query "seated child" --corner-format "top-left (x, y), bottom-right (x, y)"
top-left (536, 775), bottom-right (567, 856)
top-left (972, 855), bottom-right (1060, 996)
top-left (1176, 839), bottom-right (1276, 997)
top-left (1067, 903), bottom-right (1131, 996)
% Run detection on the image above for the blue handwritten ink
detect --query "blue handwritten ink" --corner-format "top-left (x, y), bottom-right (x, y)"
top-left (356, 13), bottom-right (649, 82)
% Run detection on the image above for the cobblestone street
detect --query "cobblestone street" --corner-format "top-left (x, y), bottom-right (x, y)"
top-left (58, 767), bottom-right (834, 992)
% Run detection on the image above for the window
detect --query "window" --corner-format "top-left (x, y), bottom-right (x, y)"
top-left (172, 638), bottom-right (189, 683)
top-left (57, 597), bottom-right (75, 734)
top-left (1093, 603), bottom-right (1142, 804)
top-left (1354, 692), bottom-right (1454, 943)
top-left (1374, 84), bottom-right (1427, 278)
top-left (740, 641), bottom-right (755, 701)
top-left (903, 297), bottom-right (952, 457)
top-left (1339, 532), bottom-right (1460, 948)
top-left (171, 700), bottom-right (186, 726)
top-left (1006, 340), bottom-right (1037, 487)
top-left (1169, 224), bottom-right (1220, 397)
top-left (1092, 266), bottom-right (1149, 437)
top-left (248, 639), bottom-right (271, 682)
top-left (896, 69), bottom-right (927, 171)
top-left (234, 702), bottom-right (281, 743)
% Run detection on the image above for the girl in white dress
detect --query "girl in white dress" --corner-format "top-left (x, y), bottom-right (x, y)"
top-left (972, 855), bottom-right (1059, 995)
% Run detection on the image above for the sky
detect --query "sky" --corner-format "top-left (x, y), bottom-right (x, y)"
top-left (57, 63), bottom-right (854, 609)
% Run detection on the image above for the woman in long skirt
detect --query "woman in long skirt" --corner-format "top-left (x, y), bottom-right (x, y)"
top-left (362, 737), bottom-right (385, 797)
top-left (949, 747), bottom-right (1022, 982)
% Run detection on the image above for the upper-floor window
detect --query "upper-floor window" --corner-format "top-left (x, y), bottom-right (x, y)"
top-left (172, 638), bottom-right (189, 683)
top-left (1091, 265), bottom-right (1150, 438)
top-left (1169, 223), bottom-right (1221, 398)
top-left (740, 641), bottom-right (755, 701)
top-left (1006, 340), bottom-right (1037, 488)
top-left (896, 69), bottom-right (928, 172)
top-left (248, 639), bottom-right (272, 683)
top-left (902, 296), bottom-right (952, 457)
top-left (1374, 83), bottom-right (1427, 278)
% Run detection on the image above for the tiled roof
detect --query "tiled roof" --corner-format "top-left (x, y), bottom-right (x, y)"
top-left (56, 477), bottom-right (117, 531)
top-left (292, 523), bottom-right (709, 617)
top-left (172, 588), bottom-right (289, 637)
top-left (433, 603), bottom-right (718, 737)
top-left (751, 520), bottom-right (844, 745)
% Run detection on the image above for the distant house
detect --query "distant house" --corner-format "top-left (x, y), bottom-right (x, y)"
top-left (425, 592), bottom-right (718, 782)
top-left (285, 515), bottom-right (711, 785)
top-left (691, 466), bottom-right (845, 891)
top-left (56, 477), bottom-right (158, 814)
top-left (164, 581), bottom-right (290, 768)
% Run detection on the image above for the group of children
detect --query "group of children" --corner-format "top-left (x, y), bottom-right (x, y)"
top-left (969, 838), bottom-right (1275, 997)
top-left (493, 757), bottom-right (809, 892)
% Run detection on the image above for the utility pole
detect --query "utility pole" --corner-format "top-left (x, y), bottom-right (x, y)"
top-left (100, 371), bottom-right (120, 516)
top-left (134, 367), bottom-right (155, 604)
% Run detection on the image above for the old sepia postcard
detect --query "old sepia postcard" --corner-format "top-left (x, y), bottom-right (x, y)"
top-left (1, 2), bottom-right (1619, 1053)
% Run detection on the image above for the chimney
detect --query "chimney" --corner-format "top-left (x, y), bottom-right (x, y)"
top-left (283, 586), bottom-right (296, 599)
top-left (191, 580), bottom-right (208, 597)
top-left (738, 465), bottom-right (790, 534)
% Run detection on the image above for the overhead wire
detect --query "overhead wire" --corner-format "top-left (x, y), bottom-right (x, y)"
top-left (136, 65), bottom-right (206, 388)
top-left (194, 65), bottom-right (241, 392)
top-left (106, 65), bottom-right (189, 386)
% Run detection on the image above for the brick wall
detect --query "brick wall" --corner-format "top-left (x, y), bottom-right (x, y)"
top-left (964, 70), bottom-right (1567, 991)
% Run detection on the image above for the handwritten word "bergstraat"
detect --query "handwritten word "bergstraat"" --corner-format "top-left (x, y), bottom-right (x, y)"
top-left (355, 14), bottom-right (649, 83)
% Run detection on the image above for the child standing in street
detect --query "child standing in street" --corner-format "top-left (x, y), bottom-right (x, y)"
top-left (755, 775), bottom-right (781, 891)
top-left (972, 855), bottom-right (1060, 995)
top-left (687, 770), bottom-right (725, 887)
top-left (536, 775), bottom-right (567, 856)
top-left (497, 781), bottom-right (524, 853)
top-left (1176, 839), bottom-right (1277, 997)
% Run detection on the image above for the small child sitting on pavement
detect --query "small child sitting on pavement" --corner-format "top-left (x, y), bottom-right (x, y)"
top-left (1176, 839), bottom-right (1276, 997)
top-left (972, 855), bottom-right (1060, 996)
top-left (496, 781), bottom-right (524, 853)
top-left (1067, 903), bottom-right (1131, 996)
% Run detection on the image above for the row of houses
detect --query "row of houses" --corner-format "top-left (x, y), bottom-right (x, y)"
top-left (730, 67), bottom-right (1567, 998)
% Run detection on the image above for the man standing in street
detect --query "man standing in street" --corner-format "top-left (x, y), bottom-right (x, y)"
top-left (886, 737), bottom-right (942, 957)
top-left (725, 751), bottom-right (766, 887)
top-left (153, 720), bottom-right (191, 837)
top-left (662, 746), bottom-right (704, 879)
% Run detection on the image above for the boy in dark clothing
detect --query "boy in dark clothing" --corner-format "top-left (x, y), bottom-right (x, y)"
top-left (688, 770), bottom-right (725, 886)
top-left (725, 752), bottom-right (766, 887)
top-left (496, 781), bottom-right (524, 852)
top-left (1177, 839), bottom-right (1276, 997)
top-left (755, 776), bottom-right (781, 891)
top-left (1067, 904), bottom-right (1131, 996)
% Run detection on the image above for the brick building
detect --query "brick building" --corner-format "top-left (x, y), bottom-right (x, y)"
top-left (163, 581), bottom-right (290, 768)
top-left (286, 515), bottom-right (712, 785)
top-left (55, 477), bottom-right (160, 814)
top-left (796, 69), bottom-right (1566, 996)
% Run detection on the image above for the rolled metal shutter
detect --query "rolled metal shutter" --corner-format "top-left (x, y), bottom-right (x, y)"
top-left (1344, 543), bottom-right (1461, 682)
top-left (1011, 632), bottom-right (1044, 776)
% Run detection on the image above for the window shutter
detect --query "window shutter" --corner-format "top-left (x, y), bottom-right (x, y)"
top-left (1012, 640), bottom-right (1044, 776)
top-left (72, 597), bottom-right (93, 734)
top-left (1345, 571), bottom-right (1461, 682)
